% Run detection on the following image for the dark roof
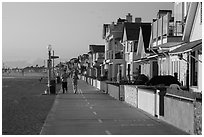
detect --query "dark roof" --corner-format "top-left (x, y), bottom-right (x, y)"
top-left (170, 39), bottom-right (202, 54)
top-left (123, 22), bottom-right (141, 41)
top-left (89, 45), bottom-right (105, 53)
top-left (140, 23), bottom-right (151, 53)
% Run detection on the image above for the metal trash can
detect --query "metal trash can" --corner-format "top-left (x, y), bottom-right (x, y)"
top-left (56, 76), bottom-right (61, 84)
top-left (50, 80), bottom-right (56, 94)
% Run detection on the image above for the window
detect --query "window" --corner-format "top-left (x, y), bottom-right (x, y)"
top-left (190, 51), bottom-right (198, 86)
top-left (200, 2), bottom-right (202, 24)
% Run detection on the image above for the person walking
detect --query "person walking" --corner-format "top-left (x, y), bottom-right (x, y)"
top-left (72, 69), bottom-right (78, 94)
top-left (61, 69), bottom-right (69, 94)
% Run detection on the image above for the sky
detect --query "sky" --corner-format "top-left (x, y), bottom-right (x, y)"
top-left (2, 2), bottom-right (173, 68)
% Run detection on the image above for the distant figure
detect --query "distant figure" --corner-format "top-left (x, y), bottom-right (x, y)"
top-left (39, 77), bottom-right (43, 83)
top-left (72, 69), bottom-right (79, 94)
top-left (61, 69), bottom-right (69, 94)
top-left (22, 69), bottom-right (24, 76)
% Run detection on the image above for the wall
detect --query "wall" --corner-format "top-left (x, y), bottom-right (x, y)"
top-left (190, 2), bottom-right (202, 41)
top-left (119, 85), bottom-right (124, 101)
top-left (138, 87), bottom-right (156, 116)
top-left (83, 77), bottom-right (200, 134)
top-left (124, 85), bottom-right (138, 108)
top-left (108, 84), bottom-right (120, 100)
top-left (163, 95), bottom-right (194, 134)
top-left (100, 81), bottom-right (108, 94)
top-left (93, 79), bottom-right (97, 87)
top-left (141, 63), bottom-right (151, 78)
top-left (97, 80), bottom-right (101, 89)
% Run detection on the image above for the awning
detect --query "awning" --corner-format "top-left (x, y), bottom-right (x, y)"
top-left (170, 39), bottom-right (202, 54)
top-left (133, 54), bottom-right (158, 63)
top-left (151, 42), bottom-right (184, 49)
top-left (147, 54), bottom-right (158, 59)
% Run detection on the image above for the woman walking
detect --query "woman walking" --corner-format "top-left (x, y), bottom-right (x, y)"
top-left (72, 69), bottom-right (78, 94)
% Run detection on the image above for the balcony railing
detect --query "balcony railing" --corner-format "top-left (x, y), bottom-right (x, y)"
top-left (152, 13), bottom-right (184, 40)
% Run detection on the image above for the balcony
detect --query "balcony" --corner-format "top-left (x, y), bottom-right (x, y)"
top-left (151, 13), bottom-right (184, 49)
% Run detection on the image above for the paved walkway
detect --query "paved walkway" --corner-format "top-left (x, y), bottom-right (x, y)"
top-left (40, 79), bottom-right (188, 135)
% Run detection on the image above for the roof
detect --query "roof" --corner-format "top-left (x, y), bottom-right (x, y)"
top-left (170, 39), bottom-right (202, 54)
top-left (89, 45), bottom-right (105, 53)
top-left (123, 22), bottom-right (141, 41)
top-left (141, 23), bottom-right (151, 53)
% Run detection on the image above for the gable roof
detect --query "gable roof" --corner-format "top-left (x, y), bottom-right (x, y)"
top-left (123, 22), bottom-right (141, 41)
top-left (89, 45), bottom-right (105, 53)
top-left (141, 23), bottom-right (151, 53)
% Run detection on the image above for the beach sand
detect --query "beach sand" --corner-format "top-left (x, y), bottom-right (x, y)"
top-left (2, 76), bottom-right (56, 135)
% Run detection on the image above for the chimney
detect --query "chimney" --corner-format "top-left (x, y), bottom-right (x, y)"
top-left (135, 17), bottom-right (142, 23)
top-left (126, 13), bottom-right (132, 22)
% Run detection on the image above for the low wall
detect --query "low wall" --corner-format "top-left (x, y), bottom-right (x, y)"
top-left (162, 94), bottom-right (194, 134)
top-left (100, 81), bottom-right (108, 94)
top-left (124, 85), bottom-right (138, 108)
top-left (108, 84), bottom-right (120, 100)
top-left (119, 85), bottom-right (124, 101)
top-left (96, 80), bottom-right (101, 89)
top-left (82, 76), bottom-right (85, 81)
top-left (93, 79), bottom-right (97, 87)
top-left (82, 78), bottom-right (201, 134)
top-left (137, 86), bottom-right (156, 116)
top-left (194, 101), bottom-right (202, 135)
top-left (91, 78), bottom-right (93, 86)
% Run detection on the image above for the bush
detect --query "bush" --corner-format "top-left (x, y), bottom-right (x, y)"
top-left (133, 74), bottom-right (149, 85)
top-left (146, 75), bottom-right (180, 86)
top-left (97, 76), bottom-right (107, 81)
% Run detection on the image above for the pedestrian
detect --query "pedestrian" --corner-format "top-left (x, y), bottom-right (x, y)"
top-left (61, 69), bottom-right (69, 94)
top-left (72, 69), bottom-right (79, 94)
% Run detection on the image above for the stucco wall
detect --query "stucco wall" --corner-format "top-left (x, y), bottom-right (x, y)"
top-left (97, 80), bottom-right (101, 89)
top-left (124, 85), bottom-right (138, 108)
top-left (119, 85), bottom-right (124, 101)
top-left (138, 88), bottom-right (156, 116)
top-left (108, 84), bottom-right (120, 100)
top-left (93, 79), bottom-right (97, 87)
top-left (100, 81), bottom-right (108, 94)
top-left (190, 2), bottom-right (202, 41)
top-left (163, 96), bottom-right (194, 134)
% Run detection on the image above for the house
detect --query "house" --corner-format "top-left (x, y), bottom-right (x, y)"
top-left (134, 23), bottom-right (154, 79)
top-left (88, 45), bottom-right (105, 78)
top-left (150, 9), bottom-right (185, 76)
top-left (170, 2), bottom-right (202, 92)
top-left (145, 7), bottom-right (193, 87)
top-left (102, 15), bottom-right (128, 81)
top-left (122, 19), bottom-right (152, 81)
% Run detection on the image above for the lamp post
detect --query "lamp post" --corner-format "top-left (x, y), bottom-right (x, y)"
top-left (47, 45), bottom-right (52, 94)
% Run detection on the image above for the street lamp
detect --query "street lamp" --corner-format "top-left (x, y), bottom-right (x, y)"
top-left (47, 45), bottom-right (52, 94)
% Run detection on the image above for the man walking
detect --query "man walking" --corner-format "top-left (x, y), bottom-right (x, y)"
top-left (61, 69), bottom-right (69, 94)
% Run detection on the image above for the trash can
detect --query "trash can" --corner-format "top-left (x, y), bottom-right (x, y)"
top-left (50, 80), bottom-right (56, 94)
top-left (56, 76), bottom-right (61, 84)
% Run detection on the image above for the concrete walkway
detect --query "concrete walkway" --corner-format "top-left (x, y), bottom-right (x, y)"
top-left (40, 79), bottom-right (188, 135)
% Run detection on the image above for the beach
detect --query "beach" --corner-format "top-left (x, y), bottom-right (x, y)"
top-left (2, 75), bottom-right (56, 135)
